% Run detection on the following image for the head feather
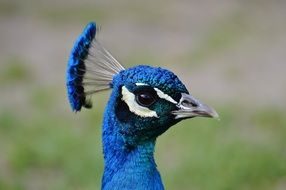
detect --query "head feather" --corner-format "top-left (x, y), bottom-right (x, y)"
top-left (66, 22), bottom-right (125, 111)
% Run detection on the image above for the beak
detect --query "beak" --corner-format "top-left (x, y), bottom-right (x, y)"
top-left (172, 93), bottom-right (219, 120)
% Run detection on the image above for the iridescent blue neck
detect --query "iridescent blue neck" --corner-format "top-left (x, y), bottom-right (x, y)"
top-left (101, 88), bottom-right (164, 190)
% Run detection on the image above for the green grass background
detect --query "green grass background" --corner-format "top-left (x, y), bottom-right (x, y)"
top-left (0, 0), bottom-right (286, 189)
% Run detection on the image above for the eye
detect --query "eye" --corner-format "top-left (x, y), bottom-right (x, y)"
top-left (136, 92), bottom-right (156, 107)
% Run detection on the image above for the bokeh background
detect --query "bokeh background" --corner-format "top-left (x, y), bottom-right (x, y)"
top-left (1, 0), bottom-right (286, 189)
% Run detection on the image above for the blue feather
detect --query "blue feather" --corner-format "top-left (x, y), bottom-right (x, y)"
top-left (102, 79), bottom-right (165, 189)
top-left (66, 22), bottom-right (97, 111)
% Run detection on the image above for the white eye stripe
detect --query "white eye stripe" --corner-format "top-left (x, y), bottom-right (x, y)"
top-left (154, 88), bottom-right (178, 104)
top-left (121, 86), bottom-right (158, 118)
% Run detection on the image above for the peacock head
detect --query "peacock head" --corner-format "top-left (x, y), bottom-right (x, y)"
top-left (67, 22), bottom-right (218, 146)
top-left (109, 65), bottom-right (218, 144)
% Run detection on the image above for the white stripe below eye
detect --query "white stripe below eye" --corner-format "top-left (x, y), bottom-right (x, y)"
top-left (121, 86), bottom-right (158, 118)
top-left (154, 88), bottom-right (178, 104)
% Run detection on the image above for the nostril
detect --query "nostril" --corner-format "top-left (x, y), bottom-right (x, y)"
top-left (181, 100), bottom-right (198, 108)
top-left (181, 100), bottom-right (188, 107)
top-left (190, 102), bottom-right (198, 107)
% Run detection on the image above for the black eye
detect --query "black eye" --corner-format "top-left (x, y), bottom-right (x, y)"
top-left (136, 92), bottom-right (156, 107)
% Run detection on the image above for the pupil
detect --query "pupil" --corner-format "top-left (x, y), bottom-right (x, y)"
top-left (137, 93), bottom-right (155, 106)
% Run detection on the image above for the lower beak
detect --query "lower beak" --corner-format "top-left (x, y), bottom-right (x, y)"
top-left (172, 93), bottom-right (219, 120)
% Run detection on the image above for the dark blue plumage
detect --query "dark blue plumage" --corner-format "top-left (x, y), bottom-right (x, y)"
top-left (67, 22), bottom-right (218, 190)
top-left (67, 22), bottom-right (97, 111)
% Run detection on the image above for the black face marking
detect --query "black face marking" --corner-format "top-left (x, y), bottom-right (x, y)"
top-left (172, 92), bottom-right (183, 104)
top-left (115, 98), bottom-right (130, 123)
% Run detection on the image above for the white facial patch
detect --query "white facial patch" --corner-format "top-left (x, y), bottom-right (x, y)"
top-left (121, 86), bottom-right (158, 118)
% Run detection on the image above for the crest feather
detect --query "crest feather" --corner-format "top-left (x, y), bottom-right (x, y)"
top-left (66, 22), bottom-right (124, 111)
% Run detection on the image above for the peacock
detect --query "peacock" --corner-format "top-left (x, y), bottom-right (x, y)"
top-left (66, 22), bottom-right (218, 190)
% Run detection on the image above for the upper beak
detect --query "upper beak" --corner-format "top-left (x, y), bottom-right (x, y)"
top-left (172, 93), bottom-right (219, 120)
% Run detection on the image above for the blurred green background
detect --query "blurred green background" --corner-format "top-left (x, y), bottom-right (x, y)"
top-left (0, 0), bottom-right (286, 189)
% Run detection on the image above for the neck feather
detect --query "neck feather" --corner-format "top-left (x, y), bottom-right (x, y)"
top-left (101, 90), bottom-right (164, 190)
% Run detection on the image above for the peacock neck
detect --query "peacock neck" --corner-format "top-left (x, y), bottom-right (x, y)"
top-left (101, 91), bottom-right (164, 190)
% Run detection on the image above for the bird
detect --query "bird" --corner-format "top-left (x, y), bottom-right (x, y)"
top-left (66, 22), bottom-right (218, 190)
